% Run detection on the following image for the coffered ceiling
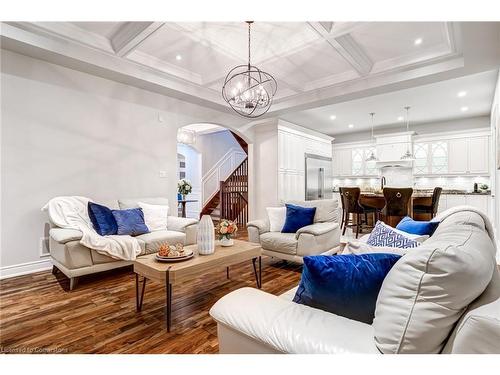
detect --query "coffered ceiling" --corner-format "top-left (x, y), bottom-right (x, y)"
top-left (1, 21), bottom-right (499, 124)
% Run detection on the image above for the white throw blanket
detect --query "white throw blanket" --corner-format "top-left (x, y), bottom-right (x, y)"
top-left (42, 196), bottom-right (142, 261)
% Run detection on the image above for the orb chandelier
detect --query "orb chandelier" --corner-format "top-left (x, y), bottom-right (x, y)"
top-left (222, 21), bottom-right (277, 118)
top-left (400, 106), bottom-right (415, 160)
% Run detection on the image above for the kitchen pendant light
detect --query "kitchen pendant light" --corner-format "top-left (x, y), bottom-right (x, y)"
top-left (400, 106), bottom-right (415, 161)
top-left (221, 21), bottom-right (277, 118)
top-left (365, 112), bottom-right (378, 162)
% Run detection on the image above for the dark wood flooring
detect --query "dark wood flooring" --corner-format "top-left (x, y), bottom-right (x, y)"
top-left (0, 256), bottom-right (302, 354)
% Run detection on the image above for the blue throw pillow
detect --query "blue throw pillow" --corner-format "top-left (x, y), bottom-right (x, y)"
top-left (88, 202), bottom-right (118, 236)
top-left (396, 216), bottom-right (440, 236)
top-left (112, 208), bottom-right (149, 236)
top-left (281, 204), bottom-right (316, 233)
top-left (367, 221), bottom-right (420, 248)
top-left (293, 253), bottom-right (401, 324)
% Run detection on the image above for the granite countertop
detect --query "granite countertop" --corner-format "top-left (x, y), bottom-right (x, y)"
top-left (333, 188), bottom-right (491, 196)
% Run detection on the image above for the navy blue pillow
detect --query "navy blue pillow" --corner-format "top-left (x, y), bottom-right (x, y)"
top-left (281, 204), bottom-right (316, 233)
top-left (396, 216), bottom-right (440, 236)
top-left (112, 208), bottom-right (149, 236)
top-left (293, 253), bottom-right (401, 324)
top-left (88, 202), bottom-right (118, 236)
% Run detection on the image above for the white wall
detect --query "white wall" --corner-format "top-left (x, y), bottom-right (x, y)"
top-left (491, 70), bottom-right (500, 263)
top-left (195, 130), bottom-right (244, 176)
top-left (0, 49), bottom-right (245, 275)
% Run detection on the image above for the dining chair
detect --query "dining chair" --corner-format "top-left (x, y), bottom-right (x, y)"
top-left (381, 187), bottom-right (413, 227)
top-left (413, 187), bottom-right (442, 219)
top-left (340, 187), bottom-right (377, 238)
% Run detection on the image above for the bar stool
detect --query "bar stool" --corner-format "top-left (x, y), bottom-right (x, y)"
top-left (381, 187), bottom-right (413, 227)
top-left (341, 187), bottom-right (377, 238)
top-left (413, 187), bottom-right (442, 219)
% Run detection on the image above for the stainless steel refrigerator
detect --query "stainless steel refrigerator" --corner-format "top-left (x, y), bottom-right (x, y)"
top-left (305, 153), bottom-right (333, 200)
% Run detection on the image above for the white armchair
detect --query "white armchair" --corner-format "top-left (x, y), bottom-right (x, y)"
top-left (247, 199), bottom-right (341, 263)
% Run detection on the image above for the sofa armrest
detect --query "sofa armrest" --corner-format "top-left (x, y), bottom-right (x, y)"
top-left (209, 287), bottom-right (378, 354)
top-left (247, 219), bottom-right (270, 234)
top-left (167, 216), bottom-right (198, 233)
top-left (49, 228), bottom-right (83, 244)
top-left (295, 222), bottom-right (339, 239)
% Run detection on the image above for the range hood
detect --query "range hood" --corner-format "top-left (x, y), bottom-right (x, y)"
top-left (374, 132), bottom-right (415, 169)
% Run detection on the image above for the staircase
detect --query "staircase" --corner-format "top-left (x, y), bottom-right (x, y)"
top-left (200, 131), bottom-right (248, 229)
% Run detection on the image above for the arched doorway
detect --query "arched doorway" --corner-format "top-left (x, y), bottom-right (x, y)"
top-left (176, 123), bottom-right (249, 229)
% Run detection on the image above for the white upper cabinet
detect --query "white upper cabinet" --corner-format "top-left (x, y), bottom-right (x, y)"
top-left (448, 136), bottom-right (489, 175)
top-left (333, 148), bottom-right (352, 176)
top-left (448, 138), bottom-right (468, 174)
top-left (413, 140), bottom-right (448, 175)
top-left (467, 137), bottom-right (489, 174)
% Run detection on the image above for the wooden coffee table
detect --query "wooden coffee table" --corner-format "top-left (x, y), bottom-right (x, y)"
top-left (133, 240), bottom-right (262, 332)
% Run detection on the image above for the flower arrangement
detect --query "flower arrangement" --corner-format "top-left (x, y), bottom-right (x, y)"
top-left (177, 179), bottom-right (193, 197)
top-left (216, 219), bottom-right (238, 246)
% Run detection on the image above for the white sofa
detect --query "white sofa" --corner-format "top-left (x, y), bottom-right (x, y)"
top-left (210, 207), bottom-right (500, 354)
top-left (49, 197), bottom-right (198, 289)
top-left (247, 199), bottom-right (341, 263)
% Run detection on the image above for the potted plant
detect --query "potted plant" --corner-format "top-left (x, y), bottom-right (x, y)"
top-left (217, 219), bottom-right (238, 247)
top-left (177, 179), bottom-right (192, 200)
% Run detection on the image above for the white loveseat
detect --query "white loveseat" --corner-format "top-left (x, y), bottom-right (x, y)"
top-left (247, 199), bottom-right (341, 263)
top-left (49, 197), bottom-right (198, 289)
top-left (210, 207), bottom-right (500, 354)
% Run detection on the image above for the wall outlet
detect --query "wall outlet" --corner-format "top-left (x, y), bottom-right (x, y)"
top-left (39, 237), bottom-right (50, 257)
top-left (159, 171), bottom-right (168, 178)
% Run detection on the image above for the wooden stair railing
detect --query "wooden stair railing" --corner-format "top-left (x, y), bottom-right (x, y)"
top-left (200, 131), bottom-right (249, 226)
top-left (219, 157), bottom-right (248, 228)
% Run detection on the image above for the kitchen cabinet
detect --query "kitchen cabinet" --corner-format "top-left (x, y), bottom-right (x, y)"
top-left (414, 141), bottom-right (448, 175)
top-left (278, 126), bottom-right (332, 202)
top-left (448, 136), bottom-right (489, 175)
top-left (333, 148), bottom-right (352, 176)
top-left (439, 194), bottom-right (491, 217)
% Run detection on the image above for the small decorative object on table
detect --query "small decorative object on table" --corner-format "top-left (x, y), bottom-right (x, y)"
top-left (217, 219), bottom-right (238, 247)
top-left (198, 215), bottom-right (215, 255)
top-left (177, 178), bottom-right (192, 200)
top-left (479, 183), bottom-right (489, 192)
top-left (155, 242), bottom-right (193, 262)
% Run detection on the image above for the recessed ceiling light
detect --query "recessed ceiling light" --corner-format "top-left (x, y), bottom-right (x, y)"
top-left (461, 106), bottom-right (469, 112)
top-left (330, 115), bottom-right (337, 120)
top-left (397, 116), bottom-right (404, 121)
top-left (457, 91), bottom-right (467, 98)
top-left (176, 54), bottom-right (182, 61)
top-left (348, 124), bottom-right (354, 129)
top-left (414, 38), bottom-right (423, 46)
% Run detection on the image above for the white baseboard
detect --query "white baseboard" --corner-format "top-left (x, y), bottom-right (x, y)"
top-left (0, 258), bottom-right (53, 279)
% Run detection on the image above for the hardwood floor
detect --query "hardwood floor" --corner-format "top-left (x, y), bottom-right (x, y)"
top-left (0, 256), bottom-right (302, 354)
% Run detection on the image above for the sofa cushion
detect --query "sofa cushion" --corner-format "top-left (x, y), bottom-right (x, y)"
top-left (441, 269), bottom-right (500, 354)
top-left (373, 210), bottom-right (496, 354)
top-left (118, 197), bottom-right (169, 210)
top-left (288, 199), bottom-right (339, 223)
top-left (293, 254), bottom-right (401, 324)
top-left (266, 207), bottom-right (286, 232)
top-left (112, 208), bottom-right (149, 236)
top-left (282, 204), bottom-right (316, 233)
top-left (396, 216), bottom-right (439, 236)
top-left (135, 230), bottom-right (186, 254)
top-left (260, 232), bottom-right (297, 255)
top-left (138, 202), bottom-right (169, 231)
top-left (367, 221), bottom-right (419, 249)
top-left (88, 202), bottom-right (118, 236)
